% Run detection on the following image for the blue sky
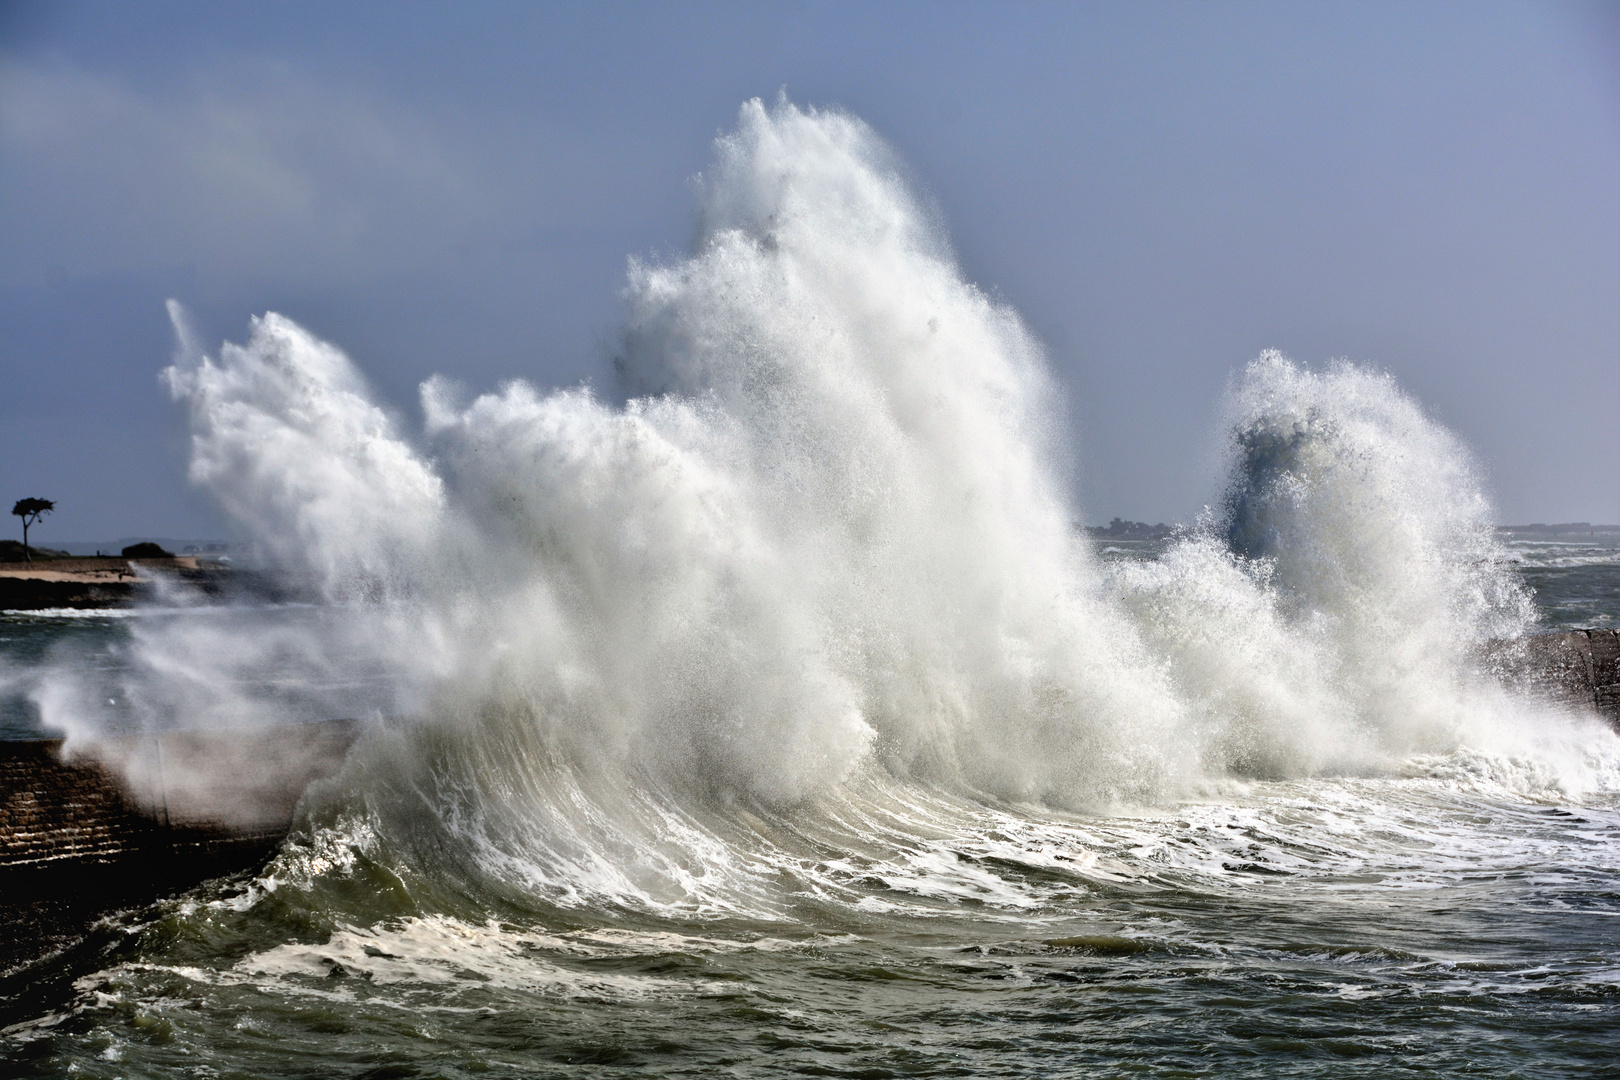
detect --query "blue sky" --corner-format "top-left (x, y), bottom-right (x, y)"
top-left (2, 0), bottom-right (1616, 542)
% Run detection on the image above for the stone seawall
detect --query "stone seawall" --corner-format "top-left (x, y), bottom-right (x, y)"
top-left (0, 722), bottom-right (360, 973)
top-left (0, 723), bottom-right (361, 871)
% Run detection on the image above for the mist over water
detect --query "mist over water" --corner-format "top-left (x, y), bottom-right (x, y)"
top-left (7, 99), bottom-right (1618, 1077)
top-left (127, 99), bottom-right (1607, 809)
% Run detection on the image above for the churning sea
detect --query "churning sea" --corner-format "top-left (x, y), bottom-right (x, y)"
top-left (1, 535), bottom-right (1616, 1080)
top-left (3, 100), bottom-right (1618, 1079)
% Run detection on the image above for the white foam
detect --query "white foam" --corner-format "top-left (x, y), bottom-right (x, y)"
top-left (23, 97), bottom-right (1617, 916)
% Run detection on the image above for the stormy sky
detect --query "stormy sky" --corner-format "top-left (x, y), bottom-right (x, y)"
top-left (2, 0), bottom-right (1616, 544)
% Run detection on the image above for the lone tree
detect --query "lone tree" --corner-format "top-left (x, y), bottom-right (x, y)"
top-left (11, 498), bottom-right (54, 563)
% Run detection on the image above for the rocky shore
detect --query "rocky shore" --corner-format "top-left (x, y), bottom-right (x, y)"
top-left (0, 557), bottom-right (289, 610)
top-left (1492, 628), bottom-right (1620, 723)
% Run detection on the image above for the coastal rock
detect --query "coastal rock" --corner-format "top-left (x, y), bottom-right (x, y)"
top-left (1488, 629), bottom-right (1620, 726)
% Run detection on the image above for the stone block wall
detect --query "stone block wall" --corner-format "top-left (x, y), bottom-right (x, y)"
top-left (1504, 629), bottom-right (1620, 725)
top-left (1, 721), bottom-right (362, 873)
top-left (0, 740), bottom-right (156, 869)
top-left (0, 723), bottom-right (360, 973)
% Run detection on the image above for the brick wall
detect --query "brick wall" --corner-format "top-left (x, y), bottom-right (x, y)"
top-left (0, 740), bottom-right (156, 868)
top-left (2, 720), bottom-right (361, 867)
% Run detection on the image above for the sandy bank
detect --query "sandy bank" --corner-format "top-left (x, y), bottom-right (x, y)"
top-left (0, 558), bottom-right (223, 610)
top-left (0, 556), bottom-right (202, 582)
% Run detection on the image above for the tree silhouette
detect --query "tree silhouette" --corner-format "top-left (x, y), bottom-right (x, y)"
top-left (11, 498), bottom-right (54, 563)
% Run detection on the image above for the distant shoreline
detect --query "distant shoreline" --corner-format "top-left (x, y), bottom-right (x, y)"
top-left (1496, 523), bottom-right (1620, 537)
top-left (1080, 521), bottom-right (1620, 541)
top-left (0, 557), bottom-right (224, 611)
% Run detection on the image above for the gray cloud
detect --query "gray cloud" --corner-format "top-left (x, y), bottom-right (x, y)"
top-left (0, 3), bottom-right (1615, 539)
top-left (0, 59), bottom-right (598, 288)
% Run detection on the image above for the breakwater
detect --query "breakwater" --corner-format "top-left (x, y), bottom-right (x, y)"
top-left (0, 721), bottom-right (360, 972)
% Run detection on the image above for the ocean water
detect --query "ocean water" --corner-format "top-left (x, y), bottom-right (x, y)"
top-left (3, 100), bottom-right (1618, 1078)
top-left (1503, 535), bottom-right (1620, 632)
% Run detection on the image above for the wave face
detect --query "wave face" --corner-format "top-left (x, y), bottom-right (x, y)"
top-left (30, 98), bottom-right (1614, 920)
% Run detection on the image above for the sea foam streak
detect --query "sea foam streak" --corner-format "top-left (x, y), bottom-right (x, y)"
top-left (30, 98), bottom-right (1618, 916)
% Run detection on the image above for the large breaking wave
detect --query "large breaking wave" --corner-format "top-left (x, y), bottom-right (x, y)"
top-left (30, 98), bottom-right (1617, 916)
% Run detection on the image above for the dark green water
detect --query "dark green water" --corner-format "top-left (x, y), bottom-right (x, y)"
top-left (3, 771), bottom-right (1617, 1078)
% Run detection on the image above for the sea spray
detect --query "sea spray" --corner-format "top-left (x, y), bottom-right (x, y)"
top-left (18, 100), bottom-right (1197, 896)
top-left (163, 305), bottom-right (447, 599)
top-left (23, 99), bottom-right (1614, 919)
top-left (1108, 352), bottom-right (1613, 792)
top-left (1218, 353), bottom-right (1538, 742)
top-left (605, 99), bottom-right (1189, 804)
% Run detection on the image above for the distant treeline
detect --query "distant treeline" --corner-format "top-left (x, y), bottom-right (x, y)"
top-left (0, 540), bottom-right (176, 562)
